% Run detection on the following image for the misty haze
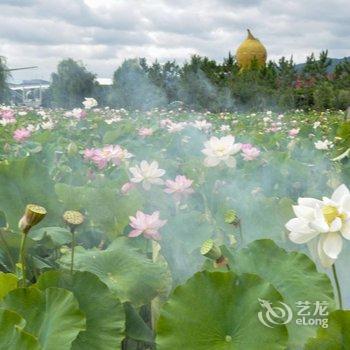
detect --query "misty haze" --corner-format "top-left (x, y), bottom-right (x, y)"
top-left (0, 1), bottom-right (349, 349)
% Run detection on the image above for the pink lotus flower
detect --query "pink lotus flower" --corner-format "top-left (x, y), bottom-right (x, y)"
top-left (72, 108), bottom-right (87, 120)
top-left (266, 126), bottom-right (281, 133)
top-left (65, 108), bottom-right (87, 120)
top-left (83, 145), bottom-right (133, 169)
top-left (83, 148), bottom-right (98, 161)
top-left (160, 118), bottom-right (172, 128)
top-left (0, 109), bottom-right (16, 125)
top-left (138, 128), bottom-right (153, 138)
top-left (121, 182), bottom-right (136, 194)
top-left (13, 128), bottom-right (31, 142)
top-left (164, 175), bottom-right (194, 201)
top-left (288, 128), bottom-right (300, 138)
top-left (1, 109), bottom-right (15, 119)
top-left (128, 211), bottom-right (167, 240)
top-left (241, 144), bottom-right (260, 161)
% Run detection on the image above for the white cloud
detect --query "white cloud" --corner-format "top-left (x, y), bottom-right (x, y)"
top-left (0, 0), bottom-right (348, 82)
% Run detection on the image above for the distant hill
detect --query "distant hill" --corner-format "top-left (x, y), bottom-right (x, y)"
top-left (295, 56), bottom-right (350, 73)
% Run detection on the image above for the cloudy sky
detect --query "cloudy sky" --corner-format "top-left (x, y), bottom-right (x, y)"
top-left (1, 0), bottom-right (349, 82)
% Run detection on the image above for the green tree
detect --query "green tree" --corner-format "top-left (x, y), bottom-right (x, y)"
top-left (276, 56), bottom-right (297, 89)
top-left (302, 51), bottom-right (332, 81)
top-left (109, 58), bottom-right (166, 110)
top-left (0, 56), bottom-right (10, 103)
top-left (334, 59), bottom-right (350, 89)
top-left (138, 59), bottom-right (180, 103)
top-left (51, 58), bottom-right (96, 108)
top-left (313, 81), bottom-right (336, 110)
top-left (275, 57), bottom-right (297, 109)
top-left (162, 60), bottom-right (181, 103)
top-left (179, 55), bottom-right (226, 110)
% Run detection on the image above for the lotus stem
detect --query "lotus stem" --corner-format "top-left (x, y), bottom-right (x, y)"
top-left (0, 229), bottom-right (15, 270)
top-left (332, 263), bottom-right (343, 309)
top-left (70, 229), bottom-right (75, 275)
top-left (19, 231), bottom-right (28, 287)
top-left (238, 221), bottom-right (243, 245)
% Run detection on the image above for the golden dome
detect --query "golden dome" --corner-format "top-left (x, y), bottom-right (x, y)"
top-left (236, 29), bottom-right (267, 70)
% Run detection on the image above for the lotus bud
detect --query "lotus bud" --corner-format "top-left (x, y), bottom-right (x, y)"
top-left (19, 204), bottom-right (47, 234)
top-left (200, 239), bottom-right (223, 260)
top-left (67, 142), bottom-right (78, 156)
top-left (63, 210), bottom-right (84, 231)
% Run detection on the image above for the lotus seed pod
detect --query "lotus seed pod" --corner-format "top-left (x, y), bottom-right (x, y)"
top-left (236, 29), bottom-right (267, 70)
top-left (19, 204), bottom-right (47, 234)
top-left (200, 239), bottom-right (222, 260)
top-left (224, 210), bottom-right (239, 225)
top-left (63, 210), bottom-right (84, 228)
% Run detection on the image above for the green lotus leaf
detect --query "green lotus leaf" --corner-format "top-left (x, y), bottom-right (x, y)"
top-left (60, 237), bottom-right (168, 306)
top-left (124, 302), bottom-right (154, 343)
top-left (162, 211), bottom-right (214, 252)
top-left (36, 270), bottom-right (125, 350)
top-left (0, 157), bottom-right (62, 229)
top-left (29, 226), bottom-right (72, 246)
top-left (2, 287), bottom-right (86, 350)
top-left (55, 182), bottom-right (144, 238)
top-left (157, 271), bottom-right (288, 350)
top-left (0, 272), bottom-right (18, 300)
top-left (221, 239), bottom-right (336, 349)
top-left (0, 308), bottom-right (40, 349)
top-left (0, 210), bottom-right (6, 227)
top-left (0, 231), bottom-right (35, 271)
top-left (304, 310), bottom-right (350, 350)
top-left (239, 196), bottom-right (294, 243)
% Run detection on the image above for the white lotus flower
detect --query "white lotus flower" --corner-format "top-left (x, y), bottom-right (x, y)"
top-left (129, 160), bottom-right (165, 190)
top-left (201, 135), bottom-right (241, 168)
top-left (167, 122), bottom-right (186, 133)
top-left (220, 124), bottom-right (230, 132)
top-left (82, 97), bottom-right (98, 109)
top-left (315, 140), bottom-right (333, 150)
top-left (285, 184), bottom-right (350, 267)
top-left (313, 121), bottom-right (321, 129)
top-left (193, 120), bottom-right (212, 132)
top-left (41, 120), bottom-right (55, 130)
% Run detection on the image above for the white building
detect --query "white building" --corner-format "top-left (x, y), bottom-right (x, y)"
top-left (9, 79), bottom-right (50, 107)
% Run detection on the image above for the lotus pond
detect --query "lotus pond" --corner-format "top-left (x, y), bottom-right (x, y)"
top-left (0, 104), bottom-right (349, 349)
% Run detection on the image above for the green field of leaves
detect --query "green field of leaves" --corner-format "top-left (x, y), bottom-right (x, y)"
top-left (0, 104), bottom-right (349, 349)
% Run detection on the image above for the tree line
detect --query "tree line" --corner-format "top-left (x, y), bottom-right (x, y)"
top-left (1, 51), bottom-right (350, 111)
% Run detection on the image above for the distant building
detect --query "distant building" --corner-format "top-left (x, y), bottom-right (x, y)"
top-left (8, 77), bottom-right (113, 107)
top-left (9, 79), bottom-right (50, 107)
top-left (96, 78), bottom-right (113, 86)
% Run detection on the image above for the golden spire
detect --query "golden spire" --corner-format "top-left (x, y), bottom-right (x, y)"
top-left (236, 29), bottom-right (267, 70)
